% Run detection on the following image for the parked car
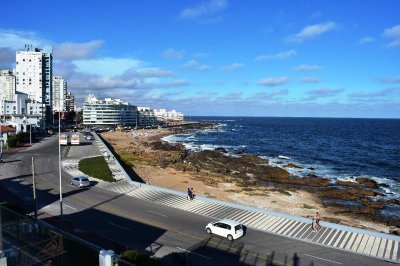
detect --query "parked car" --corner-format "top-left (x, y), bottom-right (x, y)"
top-left (70, 176), bottom-right (90, 188)
top-left (205, 219), bottom-right (244, 241)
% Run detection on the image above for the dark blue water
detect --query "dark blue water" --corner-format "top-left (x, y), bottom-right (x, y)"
top-left (164, 117), bottom-right (400, 201)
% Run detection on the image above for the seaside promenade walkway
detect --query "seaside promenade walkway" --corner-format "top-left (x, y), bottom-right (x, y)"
top-left (63, 132), bottom-right (400, 264)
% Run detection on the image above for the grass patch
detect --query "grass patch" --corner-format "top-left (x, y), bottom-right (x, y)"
top-left (79, 156), bottom-right (114, 182)
top-left (119, 151), bottom-right (142, 165)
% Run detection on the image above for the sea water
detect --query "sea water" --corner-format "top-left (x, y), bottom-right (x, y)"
top-left (163, 117), bottom-right (400, 218)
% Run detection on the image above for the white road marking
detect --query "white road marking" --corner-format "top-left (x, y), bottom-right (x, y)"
top-left (64, 204), bottom-right (77, 210)
top-left (147, 210), bottom-right (168, 218)
top-left (109, 222), bottom-right (131, 231)
top-left (304, 254), bottom-right (342, 264)
top-left (176, 247), bottom-right (212, 260)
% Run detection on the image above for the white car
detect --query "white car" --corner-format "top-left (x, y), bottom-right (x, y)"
top-left (205, 219), bottom-right (244, 241)
top-left (70, 176), bottom-right (90, 188)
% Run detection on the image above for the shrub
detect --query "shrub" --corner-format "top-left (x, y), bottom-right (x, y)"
top-left (119, 249), bottom-right (162, 266)
top-left (6, 136), bottom-right (18, 147)
top-left (78, 156), bottom-right (114, 182)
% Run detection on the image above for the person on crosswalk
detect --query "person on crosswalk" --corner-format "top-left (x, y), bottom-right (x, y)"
top-left (187, 188), bottom-right (193, 200)
top-left (315, 212), bottom-right (321, 228)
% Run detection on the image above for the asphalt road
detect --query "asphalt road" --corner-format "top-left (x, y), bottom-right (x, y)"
top-left (0, 135), bottom-right (395, 266)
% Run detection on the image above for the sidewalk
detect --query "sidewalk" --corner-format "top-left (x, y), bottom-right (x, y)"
top-left (64, 132), bottom-right (400, 263)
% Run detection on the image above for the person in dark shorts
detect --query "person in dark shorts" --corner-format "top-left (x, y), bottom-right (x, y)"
top-left (191, 188), bottom-right (195, 200)
top-left (315, 212), bottom-right (321, 228)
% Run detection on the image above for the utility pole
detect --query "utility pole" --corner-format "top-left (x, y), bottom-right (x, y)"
top-left (58, 107), bottom-right (63, 219)
top-left (32, 157), bottom-right (37, 219)
top-left (0, 120), bottom-right (2, 162)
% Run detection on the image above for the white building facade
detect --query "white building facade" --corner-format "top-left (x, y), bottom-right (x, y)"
top-left (16, 47), bottom-right (52, 128)
top-left (0, 70), bottom-right (16, 102)
top-left (83, 95), bottom-right (138, 127)
top-left (0, 92), bottom-right (43, 133)
top-left (153, 108), bottom-right (184, 121)
top-left (52, 76), bottom-right (67, 112)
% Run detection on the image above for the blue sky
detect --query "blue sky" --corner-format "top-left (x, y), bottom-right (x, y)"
top-left (0, 0), bottom-right (399, 118)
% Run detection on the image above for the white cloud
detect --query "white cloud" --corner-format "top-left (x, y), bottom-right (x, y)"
top-left (383, 25), bottom-right (400, 47)
top-left (301, 77), bottom-right (321, 84)
top-left (357, 36), bottom-right (375, 44)
top-left (183, 60), bottom-right (210, 71)
top-left (0, 29), bottom-right (47, 49)
top-left (120, 68), bottom-right (175, 79)
top-left (293, 64), bottom-right (321, 72)
top-left (255, 50), bottom-right (297, 61)
top-left (180, 0), bottom-right (229, 20)
top-left (286, 22), bottom-right (337, 43)
top-left (221, 63), bottom-right (244, 71)
top-left (74, 57), bottom-right (144, 76)
top-left (162, 48), bottom-right (185, 59)
top-left (0, 47), bottom-right (16, 69)
top-left (380, 76), bottom-right (400, 84)
top-left (259, 76), bottom-right (290, 86)
top-left (349, 88), bottom-right (399, 98)
top-left (307, 88), bottom-right (343, 99)
top-left (53, 40), bottom-right (103, 60)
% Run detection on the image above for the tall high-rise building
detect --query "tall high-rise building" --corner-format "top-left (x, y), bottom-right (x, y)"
top-left (65, 92), bottom-right (75, 112)
top-left (16, 46), bottom-right (53, 127)
top-left (0, 70), bottom-right (16, 101)
top-left (52, 76), bottom-right (67, 112)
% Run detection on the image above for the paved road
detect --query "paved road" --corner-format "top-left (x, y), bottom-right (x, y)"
top-left (0, 134), bottom-right (397, 265)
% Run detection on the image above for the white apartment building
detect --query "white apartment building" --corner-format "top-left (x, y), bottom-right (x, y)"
top-left (83, 95), bottom-right (138, 127)
top-left (0, 70), bottom-right (16, 102)
top-left (154, 108), bottom-right (184, 121)
top-left (16, 46), bottom-right (52, 127)
top-left (52, 76), bottom-right (67, 112)
top-left (0, 92), bottom-right (43, 133)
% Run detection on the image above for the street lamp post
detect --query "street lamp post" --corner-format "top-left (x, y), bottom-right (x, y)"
top-left (0, 119), bottom-right (3, 161)
top-left (58, 110), bottom-right (63, 219)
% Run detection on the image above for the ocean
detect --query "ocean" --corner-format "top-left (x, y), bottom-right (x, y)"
top-left (163, 117), bottom-right (400, 217)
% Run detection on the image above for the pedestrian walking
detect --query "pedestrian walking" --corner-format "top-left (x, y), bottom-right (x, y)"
top-left (312, 212), bottom-right (320, 232)
top-left (315, 212), bottom-right (321, 228)
top-left (190, 188), bottom-right (196, 200)
top-left (187, 188), bottom-right (192, 200)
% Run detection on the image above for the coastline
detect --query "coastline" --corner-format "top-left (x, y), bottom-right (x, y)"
top-left (100, 125), bottom-right (399, 234)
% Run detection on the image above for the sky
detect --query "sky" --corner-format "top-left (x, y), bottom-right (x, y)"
top-left (0, 0), bottom-right (399, 118)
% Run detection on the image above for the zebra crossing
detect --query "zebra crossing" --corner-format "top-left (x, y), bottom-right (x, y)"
top-left (104, 182), bottom-right (400, 263)
top-left (62, 133), bottom-right (400, 263)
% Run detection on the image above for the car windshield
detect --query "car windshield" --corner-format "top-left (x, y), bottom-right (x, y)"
top-left (81, 178), bottom-right (89, 181)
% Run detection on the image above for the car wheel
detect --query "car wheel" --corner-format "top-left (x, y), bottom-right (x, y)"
top-left (227, 234), bottom-right (233, 241)
top-left (206, 228), bottom-right (212, 234)
top-left (70, 182), bottom-right (73, 185)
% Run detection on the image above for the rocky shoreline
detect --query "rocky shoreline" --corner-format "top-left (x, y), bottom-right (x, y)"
top-left (101, 124), bottom-right (400, 235)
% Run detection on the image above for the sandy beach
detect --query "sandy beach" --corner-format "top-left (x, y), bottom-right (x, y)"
top-left (101, 127), bottom-right (398, 234)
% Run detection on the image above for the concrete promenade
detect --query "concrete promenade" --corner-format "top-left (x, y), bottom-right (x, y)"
top-left (63, 132), bottom-right (400, 263)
